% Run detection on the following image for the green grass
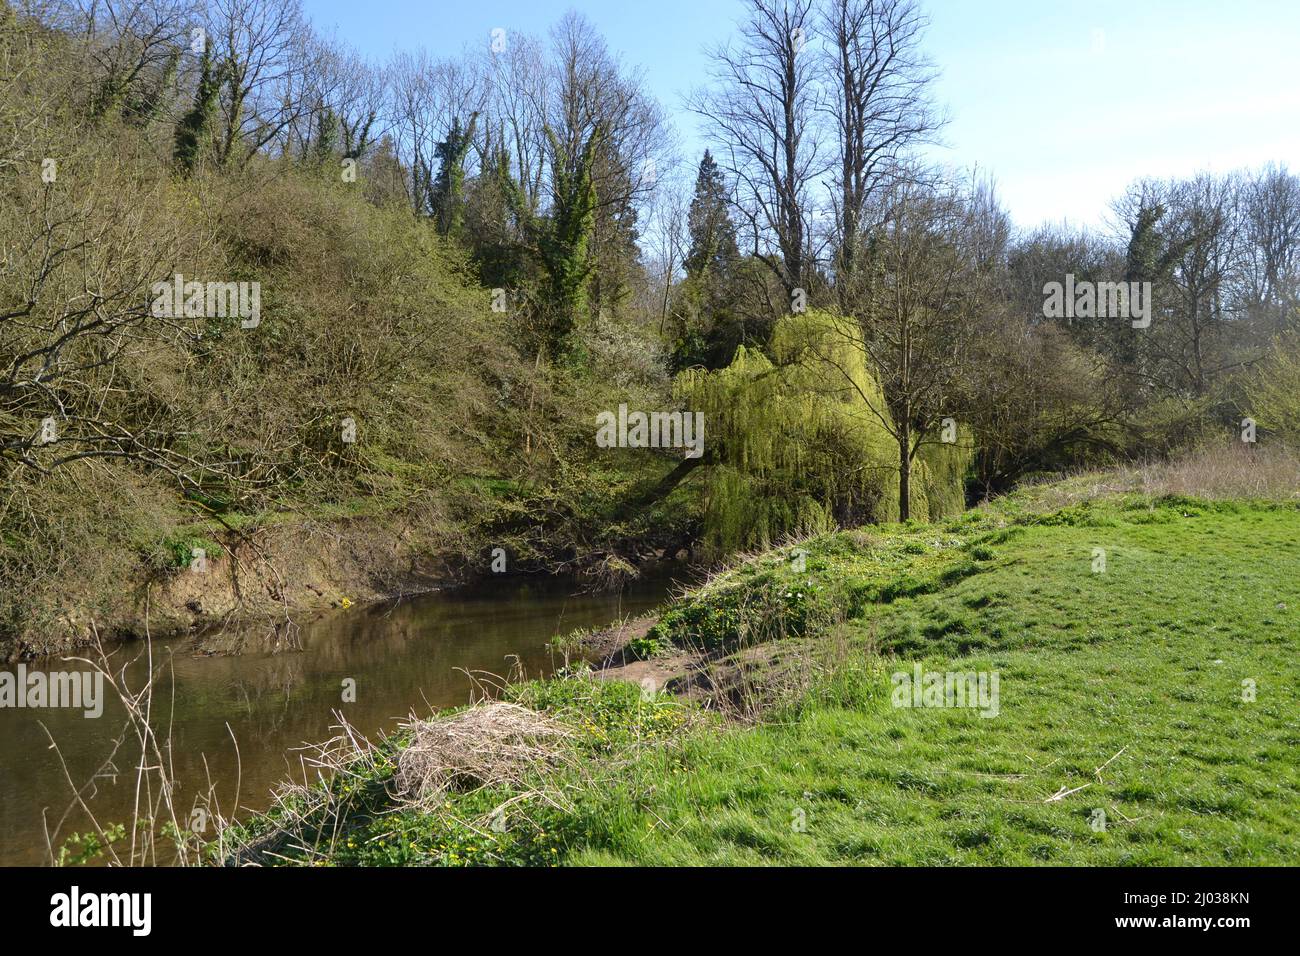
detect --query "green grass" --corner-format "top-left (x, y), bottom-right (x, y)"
top-left (215, 680), bottom-right (693, 867)
top-left (217, 488), bottom-right (1300, 866)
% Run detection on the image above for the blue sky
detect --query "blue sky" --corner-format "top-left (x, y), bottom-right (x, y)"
top-left (301, 0), bottom-right (1300, 232)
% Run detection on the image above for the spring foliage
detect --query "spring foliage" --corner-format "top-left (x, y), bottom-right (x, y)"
top-left (676, 310), bottom-right (971, 555)
top-left (1246, 334), bottom-right (1300, 443)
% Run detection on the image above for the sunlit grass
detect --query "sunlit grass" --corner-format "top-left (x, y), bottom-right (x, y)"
top-left (223, 490), bottom-right (1300, 866)
top-left (564, 497), bottom-right (1300, 865)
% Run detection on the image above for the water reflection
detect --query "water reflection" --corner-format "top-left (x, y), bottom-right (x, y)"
top-left (0, 571), bottom-right (678, 865)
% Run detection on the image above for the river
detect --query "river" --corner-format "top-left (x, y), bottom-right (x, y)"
top-left (0, 571), bottom-right (678, 866)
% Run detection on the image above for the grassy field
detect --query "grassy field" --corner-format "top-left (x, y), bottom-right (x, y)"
top-left (216, 478), bottom-right (1300, 866)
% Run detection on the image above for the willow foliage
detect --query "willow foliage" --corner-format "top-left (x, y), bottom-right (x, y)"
top-left (674, 313), bottom-right (855, 554)
top-left (914, 433), bottom-right (971, 521)
top-left (675, 310), bottom-right (971, 555)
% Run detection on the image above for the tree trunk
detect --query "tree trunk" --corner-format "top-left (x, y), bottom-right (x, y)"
top-left (613, 454), bottom-right (707, 521)
top-left (898, 422), bottom-right (911, 521)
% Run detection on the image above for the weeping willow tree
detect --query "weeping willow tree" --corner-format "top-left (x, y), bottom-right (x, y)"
top-left (675, 310), bottom-right (971, 557)
top-left (914, 426), bottom-right (972, 520)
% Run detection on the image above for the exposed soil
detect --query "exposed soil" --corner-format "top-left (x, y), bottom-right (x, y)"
top-left (4, 506), bottom-right (697, 661)
top-left (577, 613), bottom-right (841, 722)
top-left (0, 512), bottom-right (464, 661)
top-left (579, 613), bottom-right (703, 696)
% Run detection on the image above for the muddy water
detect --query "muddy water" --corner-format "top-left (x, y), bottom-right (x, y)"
top-left (0, 572), bottom-right (678, 866)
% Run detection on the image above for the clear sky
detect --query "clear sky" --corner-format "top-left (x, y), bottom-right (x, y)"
top-left (301, 0), bottom-right (1300, 232)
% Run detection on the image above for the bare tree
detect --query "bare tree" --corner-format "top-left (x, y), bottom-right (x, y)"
top-left (537, 12), bottom-right (669, 328)
top-left (385, 48), bottom-right (487, 215)
top-left (820, 0), bottom-right (941, 302)
top-left (642, 168), bottom-right (691, 332)
top-left (802, 176), bottom-right (997, 518)
top-left (691, 0), bottom-right (825, 300)
top-left (1135, 173), bottom-right (1245, 397)
top-left (483, 29), bottom-right (549, 212)
top-left (545, 11), bottom-right (667, 223)
top-left (62, 0), bottom-right (198, 118)
top-left (279, 36), bottom-right (382, 164)
top-left (208, 0), bottom-right (306, 166)
top-left (1239, 163), bottom-right (1300, 331)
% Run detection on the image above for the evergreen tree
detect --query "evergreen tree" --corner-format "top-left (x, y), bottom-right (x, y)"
top-left (588, 150), bottom-right (641, 320)
top-left (1125, 198), bottom-right (1169, 285)
top-left (173, 45), bottom-right (223, 175)
top-left (120, 45), bottom-right (181, 126)
top-left (539, 123), bottom-right (602, 350)
top-left (311, 105), bottom-right (340, 165)
top-left (673, 150), bottom-right (746, 371)
top-left (431, 113), bottom-right (478, 237)
top-left (465, 128), bottom-right (532, 291)
top-left (684, 150), bottom-right (739, 280)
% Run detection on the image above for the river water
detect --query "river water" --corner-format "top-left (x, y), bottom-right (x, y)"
top-left (0, 572), bottom-right (678, 866)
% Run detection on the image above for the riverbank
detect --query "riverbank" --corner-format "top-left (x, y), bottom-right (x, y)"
top-left (6, 568), bottom-right (681, 867)
top-left (2, 461), bottom-right (702, 661)
top-left (0, 42), bottom-right (705, 665)
top-left (208, 462), bottom-right (1300, 866)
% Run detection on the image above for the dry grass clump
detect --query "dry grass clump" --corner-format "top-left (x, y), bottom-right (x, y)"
top-left (998, 442), bottom-right (1300, 516)
top-left (1121, 441), bottom-right (1300, 501)
top-left (393, 702), bottom-right (572, 805)
top-left (1001, 473), bottom-right (1131, 513)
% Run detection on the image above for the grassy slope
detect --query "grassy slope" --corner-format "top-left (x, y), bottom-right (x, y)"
top-left (576, 494), bottom-right (1300, 864)
top-left (220, 481), bottom-right (1300, 866)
